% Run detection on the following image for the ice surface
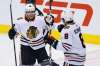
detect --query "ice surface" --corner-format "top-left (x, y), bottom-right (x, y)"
top-left (0, 34), bottom-right (100, 66)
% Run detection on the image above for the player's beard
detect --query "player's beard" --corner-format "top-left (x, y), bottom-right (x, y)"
top-left (25, 14), bottom-right (35, 22)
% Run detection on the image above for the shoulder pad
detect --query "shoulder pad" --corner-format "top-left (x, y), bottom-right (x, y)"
top-left (17, 17), bottom-right (23, 20)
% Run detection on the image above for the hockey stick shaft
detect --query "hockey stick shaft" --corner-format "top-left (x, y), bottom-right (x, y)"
top-left (10, 0), bottom-right (17, 66)
top-left (49, 0), bottom-right (53, 14)
top-left (49, 0), bottom-right (53, 66)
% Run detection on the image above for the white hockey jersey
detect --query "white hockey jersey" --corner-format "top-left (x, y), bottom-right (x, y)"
top-left (14, 16), bottom-right (48, 50)
top-left (59, 22), bottom-right (86, 65)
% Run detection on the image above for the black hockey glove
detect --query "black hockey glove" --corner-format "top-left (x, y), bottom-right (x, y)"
top-left (57, 24), bottom-right (64, 32)
top-left (52, 40), bottom-right (58, 49)
top-left (44, 34), bottom-right (55, 45)
top-left (8, 26), bottom-right (16, 40)
top-left (44, 35), bottom-right (58, 49)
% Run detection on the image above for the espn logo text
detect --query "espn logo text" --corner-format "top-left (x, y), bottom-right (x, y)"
top-left (20, 0), bottom-right (93, 26)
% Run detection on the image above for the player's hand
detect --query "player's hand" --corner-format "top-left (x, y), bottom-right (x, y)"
top-left (8, 26), bottom-right (16, 40)
top-left (44, 14), bottom-right (54, 25)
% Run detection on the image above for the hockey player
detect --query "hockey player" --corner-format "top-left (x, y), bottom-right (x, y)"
top-left (8, 3), bottom-right (59, 66)
top-left (50, 10), bottom-right (86, 66)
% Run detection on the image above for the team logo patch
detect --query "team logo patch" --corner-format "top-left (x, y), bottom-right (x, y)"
top-left (26, 26), bottom-right (39, 39)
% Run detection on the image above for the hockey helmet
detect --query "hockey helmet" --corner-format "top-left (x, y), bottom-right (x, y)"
top-left (25, 4), bottom-right (35, 12)
top-left (61, 9), bottom-right (75, 23)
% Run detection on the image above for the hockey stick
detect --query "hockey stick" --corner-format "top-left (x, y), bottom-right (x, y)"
top-left (10, 0), bottom-right (17, 66)
top-left (49, 0), bottom-right (53, 13)
top-left (49, 0), bottom-right (53, 66)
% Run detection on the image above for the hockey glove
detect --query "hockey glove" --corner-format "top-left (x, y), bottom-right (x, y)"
top-left (57, 24), bottom-right (64, 32)
top-left (44, 34), bottom-right (55, 45)
top-left (8, 26), bottom-right (16, 40)
top-left (44, 14), bottom-right (54, 26)
top-left (44, 33), bottom-right (58, 49)
top-left (52, 40), bottom-right (58, 49)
